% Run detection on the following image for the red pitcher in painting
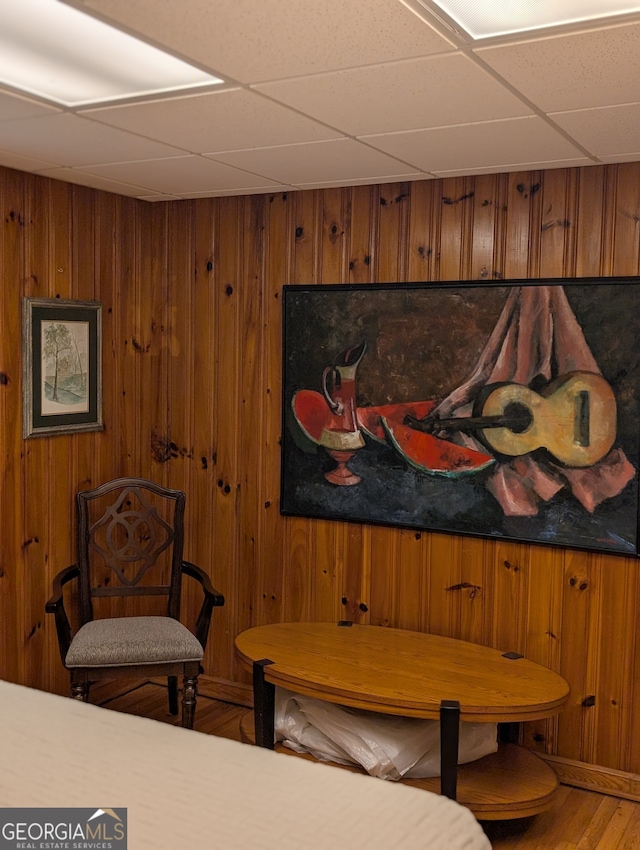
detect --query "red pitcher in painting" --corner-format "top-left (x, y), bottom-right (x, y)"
top-left (320, 341), bottom-right (367, 484)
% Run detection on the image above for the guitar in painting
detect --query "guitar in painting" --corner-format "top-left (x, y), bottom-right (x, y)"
top-left (404, 371), bottom-right (617, 468)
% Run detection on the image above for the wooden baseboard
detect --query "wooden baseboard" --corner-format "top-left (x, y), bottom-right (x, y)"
top-left (196, 675), bottom-right (253, 707)
top-left (144, 675), bottom-right (252, 707)
top-left (541, 754), bottom-right (640, 802)
top-left (92, 677), bottom-right (152, 705)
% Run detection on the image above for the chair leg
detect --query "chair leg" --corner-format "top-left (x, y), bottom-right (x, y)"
top-left (71, 679), bottom-right (90, 702)
top-left (168, 676), bottom-right (179, 715)
top-left (181, 674), bottom-right (198, 729)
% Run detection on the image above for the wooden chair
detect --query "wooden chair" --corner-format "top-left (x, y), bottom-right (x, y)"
top-left (46, 477), bottom-right (224, 728)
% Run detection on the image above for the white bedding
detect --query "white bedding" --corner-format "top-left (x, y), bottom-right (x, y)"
top-left (0, 680), bottom-right (491, 850)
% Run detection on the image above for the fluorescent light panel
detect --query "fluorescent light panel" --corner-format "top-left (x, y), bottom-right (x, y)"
top-left (0, 0), bottom-right (223, 107)
top-left (430, 0), bottom-right (640, 38)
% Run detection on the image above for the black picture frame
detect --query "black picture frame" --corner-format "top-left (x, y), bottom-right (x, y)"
top-left (281, 278), bottom-right (640, 557)
top-left (22, 297), bottom-right (103, 438)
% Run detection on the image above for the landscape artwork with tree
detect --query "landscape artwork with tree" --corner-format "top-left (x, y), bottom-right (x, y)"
top-left (41, 320), bottom-right (89, 414)
top-left (23, 298), bottom-right (103, 438)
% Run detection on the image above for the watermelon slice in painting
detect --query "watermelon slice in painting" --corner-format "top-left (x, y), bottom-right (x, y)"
top-left (292, 389), bottom-right (345, 444)
top-left (293, 391), bottom-right (494, 477)
top-left (382, 416), bottom-right (495, 478)
top-left (357, 400), bottom-right (437, 443)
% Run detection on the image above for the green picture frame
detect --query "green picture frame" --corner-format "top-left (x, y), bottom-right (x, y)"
top-left (22, 297), bottom-right (103, 438)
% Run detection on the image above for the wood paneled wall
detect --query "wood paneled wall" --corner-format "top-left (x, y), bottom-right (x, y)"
top-left (1, 164), bottom-right (640, 775)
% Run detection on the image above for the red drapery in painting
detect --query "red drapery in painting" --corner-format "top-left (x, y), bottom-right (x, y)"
top-left (431, 286), bottom-right (636, 516)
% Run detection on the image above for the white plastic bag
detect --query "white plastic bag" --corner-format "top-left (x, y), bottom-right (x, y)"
top-left (275, 687), bottom-right (497, 780)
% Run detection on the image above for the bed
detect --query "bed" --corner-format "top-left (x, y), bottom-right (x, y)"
top-left (0, 679), bottom-right (491, 849)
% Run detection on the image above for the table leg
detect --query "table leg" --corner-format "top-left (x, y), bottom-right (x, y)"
top-left (253, 658), bottom-right (276, 749)
top-left (499, 721), bottom-right (520, 744)
top-left (440, 699), bottom-right (461, 800)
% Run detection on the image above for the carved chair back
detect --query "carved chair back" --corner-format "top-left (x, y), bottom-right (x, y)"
top-left (77, 477), bottom-right (185, 626)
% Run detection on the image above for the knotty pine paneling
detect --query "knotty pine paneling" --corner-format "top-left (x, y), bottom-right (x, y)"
top-left (1, 164), bottom-right (640, 775)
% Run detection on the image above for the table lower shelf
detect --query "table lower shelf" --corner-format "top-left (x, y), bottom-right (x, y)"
top-left (240, 712), bottom-right (559, 821)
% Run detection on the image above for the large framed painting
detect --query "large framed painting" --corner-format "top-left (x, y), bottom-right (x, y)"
top-left (22, 297), bottom-right (103, 438)
top-left (281, 278), bottom-right (640, 556)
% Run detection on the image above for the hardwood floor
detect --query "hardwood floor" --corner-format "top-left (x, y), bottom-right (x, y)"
top-left (94, 679), bottom-right (249, 742)
top-left (96, 682), bottom-right (640, 849)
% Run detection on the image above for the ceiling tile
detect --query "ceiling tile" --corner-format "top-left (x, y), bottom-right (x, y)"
top-left (255, 53), bottom-right (532, 137)
top-left (360, 116), bottom-right (587, 173)
top-left (36, 167), bottom-right (155, 197)
top-left (550, 103), bottom-right (640, 156)
top-left (3, 2), bottom-right (640, 200)
top-left (476, 21), bottom-right (640, 112)
top-left (598, 152), bottom-right (640, 164)
top-left (82, 89), bottom-right (341, 152)
top-left (208, 139), bottom-right (420, 185)
top-left (75, 155), bottom-right (283, 194)
top-left (0, 113), bottom-right (186, 166)
top-left (175, 185), bottom-right (293, 198)
top-left (0, 90), bottom-right (60, 121)
top-left (79, 0), bottom-right (454, 82)
top-left (432, 157), bottom-right (594, 177)
top-left (0, 149), bottom-right (59, 172)
top-left (296, 173), bottom-right (431, 190)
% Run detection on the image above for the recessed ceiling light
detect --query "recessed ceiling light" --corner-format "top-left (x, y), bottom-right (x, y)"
top-left (0, 0), bottom-right (223, 107)
top-left (429, 0), bottom-right (640, 39)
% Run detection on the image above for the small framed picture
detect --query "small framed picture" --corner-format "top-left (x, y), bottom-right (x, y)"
top-left (22, 297), bottom-right (103, 438)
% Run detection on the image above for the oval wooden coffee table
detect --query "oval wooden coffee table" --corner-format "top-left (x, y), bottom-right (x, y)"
top-left (235, 621), bottom-right (570, 820)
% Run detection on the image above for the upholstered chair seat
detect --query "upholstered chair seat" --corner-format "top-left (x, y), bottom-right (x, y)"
top-left (65, 617), bottom-right (204, 668)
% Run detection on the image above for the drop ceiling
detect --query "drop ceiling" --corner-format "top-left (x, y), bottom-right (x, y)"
top-left (1, 0), bottom-right (640, 202)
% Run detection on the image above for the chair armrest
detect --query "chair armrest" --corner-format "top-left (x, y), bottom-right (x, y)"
top-left (181, 561), bottom-right (225, 650)
top-left (45, 565), bottom-right (80, 664)
top-left (181, 561), bottom-right (225, 606)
